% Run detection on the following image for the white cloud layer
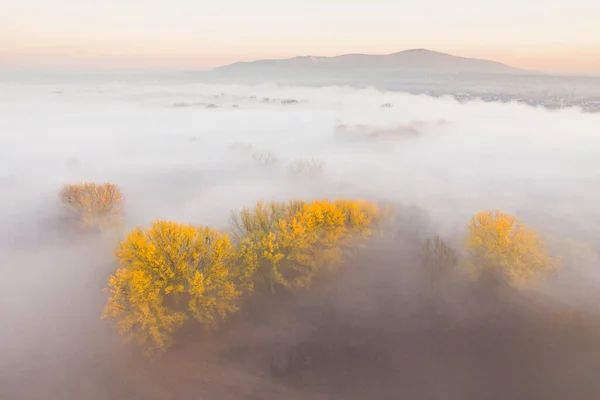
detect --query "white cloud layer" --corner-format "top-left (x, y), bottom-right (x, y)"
top-left (1, 81), bottom-right (599, 240)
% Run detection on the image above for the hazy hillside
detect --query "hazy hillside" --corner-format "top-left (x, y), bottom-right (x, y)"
top-left (214, 49), bottom-right (524, 75)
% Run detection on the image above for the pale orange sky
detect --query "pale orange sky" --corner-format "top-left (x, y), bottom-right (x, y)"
top-left (2, 0), bottom-right (599, 74)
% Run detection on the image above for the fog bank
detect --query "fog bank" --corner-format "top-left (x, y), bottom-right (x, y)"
top-left (1, 79), bottom-right (599, 399)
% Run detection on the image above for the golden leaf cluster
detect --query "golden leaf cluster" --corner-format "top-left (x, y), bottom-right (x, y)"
top-left (104, 221), bottom-right (240, 354)
top-left (105, 199), bottom-right (381, 353)
top-left (234, 199), bottom-right (381, 292)
top-left (465, 210), bottom-right (552, 284)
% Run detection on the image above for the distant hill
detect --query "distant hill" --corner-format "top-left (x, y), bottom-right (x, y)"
top-left (213, 49), bottom-right (524, 75)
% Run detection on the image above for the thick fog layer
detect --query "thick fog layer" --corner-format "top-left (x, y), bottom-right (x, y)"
top-left (1, 80), bottom-right (599, 399)
top-left (2, 82), bottom-right (598, 236)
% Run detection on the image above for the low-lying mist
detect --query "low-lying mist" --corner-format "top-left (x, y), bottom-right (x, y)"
top-left (1, 80), bottom-right (600, 399)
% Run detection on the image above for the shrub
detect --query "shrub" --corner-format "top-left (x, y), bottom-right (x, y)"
top-left (59, 181), bottom-right (123, 231)
top-left (104, 221), bottom-right (241, 354)
top-left (465, 210), bottom-right (552, 284)
top-left (235, 199), bottom-right (381, 293)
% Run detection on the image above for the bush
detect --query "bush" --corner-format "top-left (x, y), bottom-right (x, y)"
top-left (104, 221), bottom-right (241, 353)
top-left (235, 199), bottom-right (381, 293)
top-left (465, 210), bottom-right (552, 284)
top-left (59, 181), bottom-right (123, 231)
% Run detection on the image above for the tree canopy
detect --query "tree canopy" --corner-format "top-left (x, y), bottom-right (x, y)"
top-left (465, 210), bottom-right (552, 284)
top-left (234, 199), bottom-right (381, 292)
top-left (104, 199), bottom-right (382, 353)
top-left (104, 221), bottom-right (240, 353)
top-left (59, 181), bottom-right (123, 231)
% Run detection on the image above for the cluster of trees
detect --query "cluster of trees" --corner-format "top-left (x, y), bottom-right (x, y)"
top-left (228, 143), bottom-right (327, 177)
top-left (420, 210), bottom-right (553, 304)
top-left (60, 182), bottom-right (555, 354)
top-left (102, 197), bottom-right (382, 353)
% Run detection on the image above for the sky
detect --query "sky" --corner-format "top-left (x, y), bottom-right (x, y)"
top-left (2, 0), bottom-right (600, 73)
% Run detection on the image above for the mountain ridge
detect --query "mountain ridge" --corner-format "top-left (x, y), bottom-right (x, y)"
top-left (214, 49), bottom-right (524, 75)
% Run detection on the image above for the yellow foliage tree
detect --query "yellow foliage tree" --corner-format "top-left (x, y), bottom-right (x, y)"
top-left (230, 200), bottom-right (304, 240)
top-left (465, 210), bottom-right (552, 284)
top-left (104, 221), bottom-right (240, 353)
top-left (235, 199), bottom-right (381, 293)
top-left (59, 181), bottom-right (123, 230)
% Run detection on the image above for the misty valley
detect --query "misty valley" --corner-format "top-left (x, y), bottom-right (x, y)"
top-left (1, 81), bottom-right (600, 400)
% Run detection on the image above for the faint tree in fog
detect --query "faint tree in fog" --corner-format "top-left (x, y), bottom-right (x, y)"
top-left (287, 157), bottom-right (326, 178)
top-left (59, 181), bottom-right (123, 231)
top-left (421, 236), bottom-right (458, 297)
top-left (252, 150), bottom-right (279, 166)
